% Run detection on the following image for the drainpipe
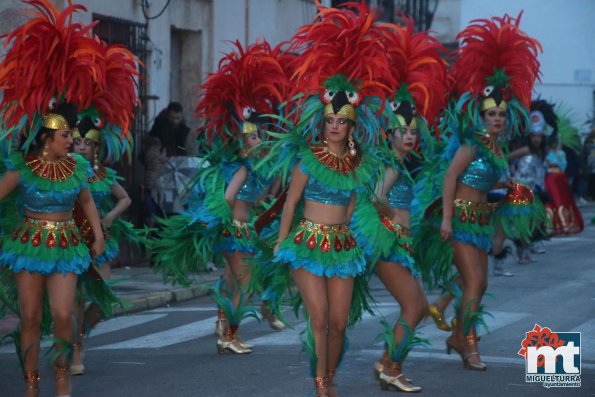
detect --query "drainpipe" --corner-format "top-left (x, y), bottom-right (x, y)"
top-left (244, 0), bottom-right (249, 47)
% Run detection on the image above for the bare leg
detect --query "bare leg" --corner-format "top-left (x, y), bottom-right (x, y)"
top-left (95, 261), bottom-right (112, 280)
top-left (492, 225), bottom-right (513, 276)
top-left (376, 261), bottom-right (427, 384)
top-left (72, 262), bottom-right (113, 373)
top-left (292, 268), bottom-right (329, 378)
top-left (14, 272), bottom-right (45, 373)
top-left (222, 251), bottom-right (252, 309)
top-left (451, 242), bottom-right (488, 368)
top-left (325, 275), bottom-right (354, 397)
top-left (491, 224), bottom-right (505, 255)
top-left (46, 272), bottom-right (78, 396)
top-left (71, 300), bottom-right (85, 371)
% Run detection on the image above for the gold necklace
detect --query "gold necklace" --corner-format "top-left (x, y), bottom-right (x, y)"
top-left (25, 154), bottom-right (77, 182)
top-left (476, 132), bottom-right (503, 158)
top-left (311, 144), bottom-right (357, 175)
top-left (88, 165), bottom-right (107, 183)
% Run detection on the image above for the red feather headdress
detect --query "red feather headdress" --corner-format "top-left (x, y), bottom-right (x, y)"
top-left (379, 16), bottom-right (449, 127)
top-left (195, 40), bottom-right (290, 144)
top-left (91, 42), bottom-right (140, 138)
top-left (451, 13), bottom-right (541, 110)
top-left (288, 1), bottom-right (394, 102)
top-left (0, 0), bottom-right (105, 131)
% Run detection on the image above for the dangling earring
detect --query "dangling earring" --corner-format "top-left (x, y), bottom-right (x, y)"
top-left (322, 137), bottom-right (329, 152)
top-left (93, 151), bottom-right (99, 170)
top-left (348, 135), bottom-right (356, 157)
top-left (42, 144), bottom-right (49, 160)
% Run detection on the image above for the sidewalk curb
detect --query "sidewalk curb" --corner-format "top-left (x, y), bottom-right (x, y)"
top-left (0, 282), bottom-right (213, 344)
top-left (112, 284), bottom-right (211, 316)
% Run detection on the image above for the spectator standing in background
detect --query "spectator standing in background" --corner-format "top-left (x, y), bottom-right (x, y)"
top-left (144, 102), bottom-right (192, 225)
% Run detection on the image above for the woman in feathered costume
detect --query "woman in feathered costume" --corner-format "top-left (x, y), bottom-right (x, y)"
top-left (417, 14), bottom-right (541, 371)
top-left (507, 99), bottom-right (553, 260)
top-left (350, 17), bottom-right (448, 392)
top-left (69, 40), bottom-right (139, 376)
top-left (263, 2), bottom-right (393, 396)
top-left (0, 1), bottom-right (108, 396)
top-left (150, 40), bottom-right (290, 354)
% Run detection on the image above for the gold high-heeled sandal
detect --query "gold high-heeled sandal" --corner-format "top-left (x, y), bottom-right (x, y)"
top-left (374, 353), bottom-right (413, 383)
top-left (216, 329), bottom-right (251, 354)
top-left (214, 310), bottom-right (227, 338)
top-left (54, 362), bottom-right (72, 397)
top-left (373, 360), bottom-right (383, 380)
top-left (260, 303), bottom-right (285, 331)
top-left (426, 304), bottom-right (451, 332)
top-left (216, 337), bottom-right (252, 354)
top-left (70, 332), bottom-right (85, 376)
top-left (378, 361), bottom-right (421, 393)
top-left (463, 335), bottom-right (487, 371)
top-left (23, 370), bottom-right (40, 397)
top-left (313, 376), bottom-right (328, 397)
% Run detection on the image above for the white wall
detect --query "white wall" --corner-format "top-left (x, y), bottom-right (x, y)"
top-left (213, 0), bottom-right (317, 67)
top-left (68, 0), bottom-right (212, 122)
top-left (458, 0), bottom-right (595, 133)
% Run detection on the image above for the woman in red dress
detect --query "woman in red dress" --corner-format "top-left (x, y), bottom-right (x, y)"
top-left (545, 139), bottom-right (584, 235)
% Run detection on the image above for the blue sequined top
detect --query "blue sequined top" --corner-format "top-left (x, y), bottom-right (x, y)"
top-left (457, 151), bottom-right (504, 192)
top-left (22, 188), bottom-right (80, 213)
top-left (301, 162), bottom-right (352, 206)
top-left (387, 172), bottom-right (413, 210)
top-left (236, 171), bottom-right (269, 204)
top-left (6, 154), bottom-right (91, 213)
top-left (91, 189), bottom-right (111, 208)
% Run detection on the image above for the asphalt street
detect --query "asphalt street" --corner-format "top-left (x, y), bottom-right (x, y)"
top-left (1, 208), bottom-right (594, 397)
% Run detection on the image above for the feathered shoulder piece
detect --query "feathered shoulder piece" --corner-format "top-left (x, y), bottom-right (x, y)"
top-left (195, 40), bottom-right (290, 145)
top-left (379, 16), bottom-right (448, 128)
top-left (451, 13), bottom-right (541, 114)
top-left (0, 0), bottom-right (105, 130)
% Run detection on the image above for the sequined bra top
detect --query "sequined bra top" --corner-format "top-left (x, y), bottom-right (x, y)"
top-left (236, 171), bottom-right (267, 204)
top-left (301, 162), bottom-right (352, 206)
top-left (90, 187), bottom-right (111, 209)
top-left (387, 173), bottom-right (413, 210)
top-left (457, 151), bottom-right (504, 193)
top-left (23, 188), bottom-right (80, 213)
top-left (11, 154), bottom-right (90, 213)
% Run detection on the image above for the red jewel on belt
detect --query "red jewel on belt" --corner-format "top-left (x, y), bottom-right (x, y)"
top-left (293, 229), bottom-right (305, 244)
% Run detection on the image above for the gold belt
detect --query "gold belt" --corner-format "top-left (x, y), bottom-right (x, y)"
top-left (22, 217), bottom-right (77, 230)
top-left (453, 199), bottom-right (494, 225)
top-left (12, 217), bottom-right (80, 248)
top-left (223, 219), bottom-right (251, 238)
top-left (379, 214), bottom-right (410, 238)
top-left (293, 219), bottom-right (355, 253)
top-left (297, 219), bottom-right (350, 235)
